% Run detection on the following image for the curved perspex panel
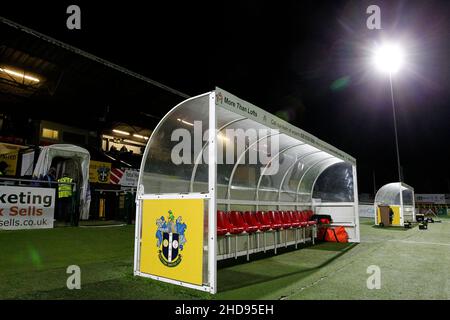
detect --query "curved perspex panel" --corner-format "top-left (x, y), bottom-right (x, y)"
top-left (139, 89), bottom-right (357, 208)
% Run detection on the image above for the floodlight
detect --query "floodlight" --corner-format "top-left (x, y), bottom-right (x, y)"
top-left (373, 42), bottom-right (404, 74)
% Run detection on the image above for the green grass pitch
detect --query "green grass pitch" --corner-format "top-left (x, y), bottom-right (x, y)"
top-left (1, 217), bottom-right (450, 299)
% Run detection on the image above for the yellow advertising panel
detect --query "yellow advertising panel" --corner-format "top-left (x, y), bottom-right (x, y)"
top-left (89, 160), bottom-right (111, 183)
top-left (390, 206), bottom-right (401, 225)
top-left (377, 205), bottom-right (401, 226)
top-left (140, 199), bottom-right (204, 286)
top-left (0, 151), bottom-right (18, 175)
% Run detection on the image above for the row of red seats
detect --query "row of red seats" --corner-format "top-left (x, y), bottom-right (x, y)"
top-left (217, 210), bottom-right (317, 236)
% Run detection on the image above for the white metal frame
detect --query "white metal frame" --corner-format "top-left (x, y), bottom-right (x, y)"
top-left (134, 193), bottom-right (213, 293)
top-left (189, 117), bottom-right (247, 192)
top-left (255, 143), bottom-right (306, 204)
top-left (226, 132), bottom-right (280, 211)
top-left (352, 165), bottom-right (361, 242)
top-left (295, 157), bottom-right (335, 207)
top-left (207, 92), bottom-right (218, 294)
top-left (133, 93), bottom-right (217, 294)
top-left (216, 229), bottom-right (315, 261)
top-left (276, 150), bottom-right (323, 209)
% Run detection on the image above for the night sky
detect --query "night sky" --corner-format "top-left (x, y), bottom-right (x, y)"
top-left (2, 0), bottom-right (449, 194)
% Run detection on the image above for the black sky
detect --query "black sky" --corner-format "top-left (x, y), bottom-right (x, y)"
top-left (2, 0), bottom-right (449, 194)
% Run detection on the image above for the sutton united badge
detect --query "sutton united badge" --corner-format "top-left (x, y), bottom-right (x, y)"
top-left (97, 166), bottom-right (110, 182)
top-left (156, 210), bottom-right (187, 267)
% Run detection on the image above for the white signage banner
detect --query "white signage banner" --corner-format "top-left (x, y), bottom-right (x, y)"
top-left (415, 194), bottom-right (446, 204)
top-left (111, 168), bottom-right (139, 187)
top-left (0, 186), bottom-right (55, 230)
top-left (121, 168), bottom-right (139, 187)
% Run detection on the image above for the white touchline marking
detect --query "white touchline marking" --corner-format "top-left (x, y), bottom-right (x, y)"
top-left (389, 239), bottom-right (450, 247)
top-left (79, 224), bottom-right (126, 228)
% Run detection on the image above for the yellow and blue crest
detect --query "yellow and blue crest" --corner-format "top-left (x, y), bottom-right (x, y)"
top-left (155, 210), bottom-right (187, 267)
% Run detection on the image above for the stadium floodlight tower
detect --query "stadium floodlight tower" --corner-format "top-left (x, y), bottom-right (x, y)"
top-left (372, 41), bottom-right (405, 183)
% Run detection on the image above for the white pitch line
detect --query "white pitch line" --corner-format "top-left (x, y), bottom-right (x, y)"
top-left (388, 239), bottom-right (450, 247)
top-left (79, 224), bottom-right (126, 228)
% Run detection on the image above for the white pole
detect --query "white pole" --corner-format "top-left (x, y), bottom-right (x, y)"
top-left (399, 183), bottom-right (404, 226)
top-left (208, 92), bottom-right (218, 294)
top-left (133, 199), bottom-right (142, 274)
top-left (353, 165), bottom-right (360, 242)
top-left (389, 73), bottom-right (402, 183)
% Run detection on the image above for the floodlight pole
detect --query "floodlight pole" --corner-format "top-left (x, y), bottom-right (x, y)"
top-left (389, 72), bottom-right (402, 182)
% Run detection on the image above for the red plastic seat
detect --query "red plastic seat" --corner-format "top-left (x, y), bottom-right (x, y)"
top-left (300, 210), bottom-right (308, 222)
top-left (218, 210), bottom-right (243, 234)
top-left (230, 211), bottom-right (257, 233)
top-left (305, 210), bottom-right (317, 226)
top-left (295, 211), bottom-right (308, 227)
top-left (287, 211), bottom-right (300, 228)
top-left (268, 211), bottom-right (283, 230)
top-left (217, 210), bottom-right (229, 235)
top-left (227, 211), bottom-right (246, 233)
top-left (298, 210), bottom-right (317, 226)
top-left (255, 211), bottom-right (272, 231)
top-left (243, 211), bottom-right (262, 232)
top-left (280, 211), bottom-right (293, 228)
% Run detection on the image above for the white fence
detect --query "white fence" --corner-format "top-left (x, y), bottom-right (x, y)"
top-left (359, 203), bottom-right (375, 219)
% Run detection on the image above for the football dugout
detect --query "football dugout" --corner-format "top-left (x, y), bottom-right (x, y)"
top-left (374, 182), bottom-right (416, 227)
top-left (134, 87), bottom-right (360, 294)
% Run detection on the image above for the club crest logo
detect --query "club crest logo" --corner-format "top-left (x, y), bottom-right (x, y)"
top-left (156, 210), bottom-right (187, 267)
top-left (97, 166), bottom-right (110, 183)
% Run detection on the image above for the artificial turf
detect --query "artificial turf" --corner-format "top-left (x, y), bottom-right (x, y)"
top-left (1, 217), bottom-right (450, 300)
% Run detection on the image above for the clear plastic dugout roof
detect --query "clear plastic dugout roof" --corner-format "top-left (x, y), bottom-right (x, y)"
top-left (135, 87), bottom-right (360, 294)
top-left (140, 88), bottom-right (356, 203)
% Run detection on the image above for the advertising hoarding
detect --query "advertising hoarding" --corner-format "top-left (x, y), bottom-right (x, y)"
top-left (0, 186), bottom-right (55, 230)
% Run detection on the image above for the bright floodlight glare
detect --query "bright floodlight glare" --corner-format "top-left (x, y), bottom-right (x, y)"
top-left (373, 43), bottom-right (404, 74)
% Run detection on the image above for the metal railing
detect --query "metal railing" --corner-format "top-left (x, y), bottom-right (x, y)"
top-left (0, 176), bottom-right (76, 188)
